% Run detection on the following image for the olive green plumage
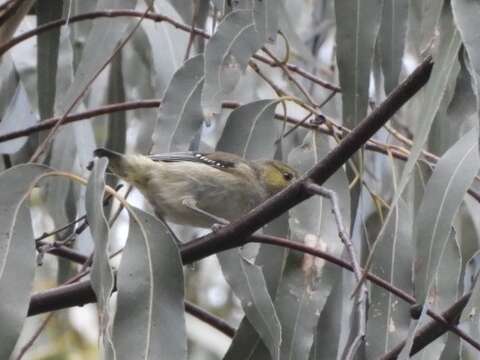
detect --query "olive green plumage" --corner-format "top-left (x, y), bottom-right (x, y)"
top-left (93, 148), bottom-right (298, 228)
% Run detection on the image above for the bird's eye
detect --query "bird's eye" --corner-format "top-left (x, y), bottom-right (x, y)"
top-left (283, 172), bottom-right (293, 181)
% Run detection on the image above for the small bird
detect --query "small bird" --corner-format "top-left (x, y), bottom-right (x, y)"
top-left (93, 148), bottom-right (298, 228)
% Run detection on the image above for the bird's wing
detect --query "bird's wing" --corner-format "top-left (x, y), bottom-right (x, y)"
top-left (149, 151), bottom-right (242, 169)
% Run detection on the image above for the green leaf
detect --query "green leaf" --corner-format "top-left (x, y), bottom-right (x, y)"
top-left (370, 2), bottom-right (462, 283)
top-left (112, 207), bottom-right (186, 360)
top-left (56, 0), bottom-right (138, 115)
top-left (253, 0), bottom-right (278, 43)
top-left (202, 9), bottom-right (262, 115)
top-left (452, 0), bottom-right (480, 107)
top-left (366, 201), bottom-right (414, 358)
top-left (335, 0), bottom-right (383, 128)
top-left (152, 55), bottom-right (205, 153)
top-left (272, 131), bottom-right (350, 360)
top-left (217, 249), bottom-right (282, 360)
top-left (379, 0), bottom-right (409, 94)
top-left (37, 0), bottom-right (63, 119)
top-left (216, 99), bottom-right (279, 159)
top-left (86, 157), bottom-right (115, 354)
top-left (415, 128), bottom-right (479, 301)
top-left (0, 164), bottom-right (51, 359)
top-left (224, 216), bottom-right (289, 360)
top-left (0, 78), bottom-right (37, 154)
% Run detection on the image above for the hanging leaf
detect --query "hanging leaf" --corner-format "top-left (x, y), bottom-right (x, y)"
top-left (217, 249), bottom-right (281, 360)
top-left (273, 131), bottom-right (350, 360)
top-left (112, 207), bottom-right (186, 360)
top-left (152, 55), bottom-right (205, 153)
top-left (366, 201), bottom-right (413, 358)
top-left (0, 79), bottom-right (37, 154)
top-left (415, 128), bottom-right (479, 301)
top-left (335, 0), bottom-right (383, 128)
top-left (86, 157), bottom-right (115, 355)
top-left (253, 0), bottom-right (278, 43)
top-left (379, 0), bottom-right (409, 94)
top-left (0, 164), bottom-right (51, 359)
top-left (202, 9), bottom-right (262, 115)
top-left (216, 99), bottom-right (279, 159)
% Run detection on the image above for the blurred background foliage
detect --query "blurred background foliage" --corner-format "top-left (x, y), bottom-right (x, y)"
top-left (1, 0), bottom-right (480, 359)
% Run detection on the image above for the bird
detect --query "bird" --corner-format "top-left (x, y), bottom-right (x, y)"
top-left (93, 148), bottom-right (298, 228)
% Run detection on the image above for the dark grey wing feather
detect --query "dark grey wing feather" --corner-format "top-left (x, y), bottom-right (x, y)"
top-left (149, 152), bottom-right (200, 163)
top-left (148, 151), bottom-right (241, 169)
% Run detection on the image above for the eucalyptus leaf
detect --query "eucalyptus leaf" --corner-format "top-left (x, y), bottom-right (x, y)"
top-left (56, 0), bottom-right (138, 115)
top-left (419, 0), bottom-right (445, 51)
top-left (270, 131), bottom-right (350, 360)
top-left (452, 0), bottom-right (480, 106)
top-left (0, 164), bottom-right (51, 359)
top-left (369, 2), bottom-right (462, 281)
top-left (366, 201), bottom-right (413, 358)
top-left (379, 0), bottom-right (409, 94)
top-left (0, 81), bottom-right (37, 154)
top-left (217, 249), bottom-right (282, 360)
top-left (216, 99), bottom-right (279, 159)
top-left (86, 157), bottom-right (115, 354)
top-left (202, 9), bottom-right (262, 115)
top-left (112, 207), bottom-right (186, 360)
top-left (37, 0), bottom-right (63, 119)
top-left (335, 0), bottom-right (383, 128)
top-left (253, 0), bottom-right (278, 43)
top-left (224, 216), bottom-right (289, 360)
top-left (152, 55), bottom-right (205, 153)
top-left (415, 128), bottom-right (479, 301)
top-left (143, 0), bottom-right (189, 96)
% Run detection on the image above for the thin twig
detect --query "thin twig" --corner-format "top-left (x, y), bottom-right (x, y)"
top-left (261, 46), bottom-right (319, 106)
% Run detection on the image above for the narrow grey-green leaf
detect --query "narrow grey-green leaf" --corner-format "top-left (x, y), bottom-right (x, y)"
top-left (418, 229), bottom-right (461, 358)
top-left (152, 55), bottom-right (205, 153)
top-left (112, 207), bottom-right (186, 360)
top-left (165, 0), bottom-right (193, 22)
top-left (106, 54), bottom-right (127, 155)
top-left (57, 0), bottom-right (137, 115)
top-left (216, 99), bottom-right (278, 159)
top-left (447, 48), bottom-right (477, 119)
top-left (0, 164), bottom-right (51, 359)
top-left (335, 0), bottom-right (383, 128)
top-left (86, 157), bottom-right (115, 353)
top-left (0, 81), bottom-right (37, 154)
top-left (217, 250), bottom-right (281, 360)
top-left (0, 0), bottom-right (35, 45)
top-left (273, 131), bottom-right (349, 360)
top-left (452, 0), bottom-right (480, 104)
top-left (415, 128), bottom-right (479, 301)
top-left (202, 9), bottom-right (262, 115)
top-left (309, 272), bottom-right (344, 360)
top-left (379, 0), bottom-right (409, 94)
top-left (224, 216), bottom-right (289, 360)
top-left (253, 0), bottom-right (278, 43)
top-left (37, 0), bottom-right (63, 119)
top-left (366, 201), bottom-right (413, 358)
top-left (369, 2), bottom-right (462, 279)
top-left (143, 1), bottom-right (189, 97)
top-left (419, 0), bottom-right (445, 51)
